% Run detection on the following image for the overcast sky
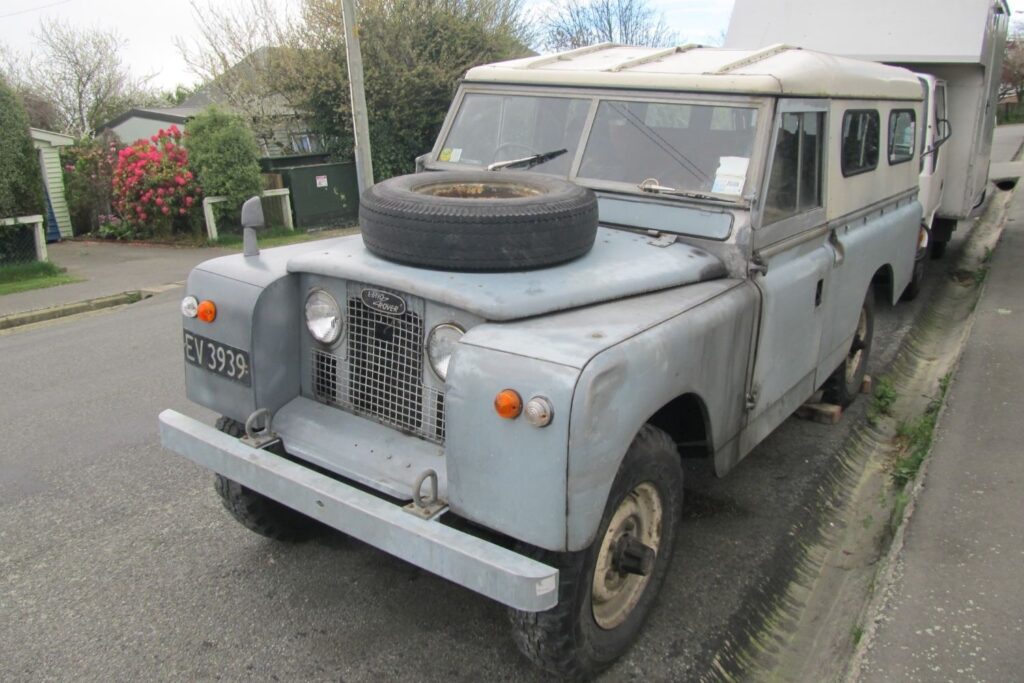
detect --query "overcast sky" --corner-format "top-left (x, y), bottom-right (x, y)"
top-left (0, 0), bottom-right (1020, 91)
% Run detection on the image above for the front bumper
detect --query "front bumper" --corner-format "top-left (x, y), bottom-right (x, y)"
top-left (158, 409), bottom-right (558, 612)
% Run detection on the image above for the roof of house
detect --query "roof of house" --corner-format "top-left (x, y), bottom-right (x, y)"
top-left (96, 106), bottom-right (203, 133)
top-left (464, 44), bottom-right (924, 100)
top-left (29, 127), bottom-right (74, 147)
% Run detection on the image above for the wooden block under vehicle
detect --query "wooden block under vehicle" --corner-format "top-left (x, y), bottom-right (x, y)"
top-left (860, 374), bottom-right (873, 395)
top-left (796, 403), bottom-right (843, 425)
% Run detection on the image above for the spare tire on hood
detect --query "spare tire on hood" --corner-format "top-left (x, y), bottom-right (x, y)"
top-left (359, 171), bottom-right (598, 272)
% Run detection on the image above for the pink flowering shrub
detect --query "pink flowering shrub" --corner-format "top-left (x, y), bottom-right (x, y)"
top-left (111, 126), bottom-right (202, 238)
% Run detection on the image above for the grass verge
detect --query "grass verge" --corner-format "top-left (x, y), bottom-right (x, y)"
top-left (0, 262), bottom-right (79, 296)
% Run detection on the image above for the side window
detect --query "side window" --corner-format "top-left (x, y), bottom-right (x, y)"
top-left (888, 109), bottom-right (916, 164)
top-left (841, 110), bottom-right (880, 177)
top-left (763, 111), bottom-right (825, 225)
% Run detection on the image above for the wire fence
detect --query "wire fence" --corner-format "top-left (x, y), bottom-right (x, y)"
top-left (0, 224), bottom-right (43, 267)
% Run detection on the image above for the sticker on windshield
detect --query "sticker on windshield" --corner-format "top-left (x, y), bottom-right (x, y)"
top-left (439, 148), bottom-right (452, 162)
top-left (449, 148), bottom-right (462, 162)
top-left (712, 156), bottom-right (749, 196)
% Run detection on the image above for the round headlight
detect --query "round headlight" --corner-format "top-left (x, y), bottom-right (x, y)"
top-left (181, 295), bottom-right (198, 318)
top-left (427, 323), bottom-right (465, 380)
top-left (305, 289), bottom-right (342, 344)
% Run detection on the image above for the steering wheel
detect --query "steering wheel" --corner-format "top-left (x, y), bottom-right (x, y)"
top-left (491, 141), bottom-right (539, 163)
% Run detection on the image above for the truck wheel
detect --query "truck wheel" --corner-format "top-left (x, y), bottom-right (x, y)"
top-left (213, 417), bottom-right (319, 542)
top-left (359, 171), bottom-right (598, 272)
top-left (823, 291), bottom-right (874, 408)
top-left (900, 233), bottom-right (929, 302)
top-left (508, 425), bottom-right (683, 679)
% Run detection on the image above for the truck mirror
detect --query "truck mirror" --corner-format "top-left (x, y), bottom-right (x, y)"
top-left (241, 196), bottom-right (266, 230)
top-left (935, 118), bottom-right (953, 148)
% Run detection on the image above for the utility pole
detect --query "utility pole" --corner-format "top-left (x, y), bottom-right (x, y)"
top-left (340, 0), bottom-right (374, 192)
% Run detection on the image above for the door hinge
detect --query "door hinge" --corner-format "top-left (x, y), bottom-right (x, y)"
top-left (745, 385), bottom-right (760, 411)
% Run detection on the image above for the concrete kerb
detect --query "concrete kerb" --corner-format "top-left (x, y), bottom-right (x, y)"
top-left (0, 288), bottom-right (164, 331)
top-left (842, 189), bottom-right (1017, 681)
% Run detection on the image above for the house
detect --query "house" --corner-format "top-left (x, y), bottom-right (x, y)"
top-left (30, 127), bottom-right (74, 240)
top-left (96, 48), bottom-right (327, 160)
top-left (96, 106), bottom-right (201, 147)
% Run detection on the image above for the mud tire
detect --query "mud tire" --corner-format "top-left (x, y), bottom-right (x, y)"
top-left (213, 417), bottom-right (319, 542)
top-left (508, 425), bottom-right (683, 679)
top-left (823, 291), bottom-right (874, 408)
top-left (359, 171), bottom-right (598, 272)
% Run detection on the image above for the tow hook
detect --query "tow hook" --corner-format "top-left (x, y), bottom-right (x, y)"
top-left (241, 408), bottom-right (280, 449)
top-left (612, 535), bottom-right (657, 576)
top-left (404, 469), bottom-right (447, 519)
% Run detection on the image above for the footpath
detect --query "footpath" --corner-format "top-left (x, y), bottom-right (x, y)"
top-left (0, 240), bottom-right (228, 328)
top-left (851, 189), bottom-right (1024, 678)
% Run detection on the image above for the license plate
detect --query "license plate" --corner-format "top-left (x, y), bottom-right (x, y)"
top-left (183, 331), bottom-right (251, 386)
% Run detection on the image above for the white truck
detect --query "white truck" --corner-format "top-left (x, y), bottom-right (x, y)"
top-left (726, 0), bottom-right (1010, 259)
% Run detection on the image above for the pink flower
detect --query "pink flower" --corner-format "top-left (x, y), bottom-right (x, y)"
top-left (184, 196), bottom-right (194, 207)
top-left (178, 208), bottom-right (187, 215)
top-left (161, 206), bottom-right (170, 215)
top-left (174, 175), bottom-right (186, 186)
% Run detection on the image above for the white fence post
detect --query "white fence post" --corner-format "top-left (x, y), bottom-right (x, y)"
top-left (0, 214), bottom-right (46, 262)
top-left (202, 196), bottom-right (228, 241)
top-left (261, 188), bottom-right (294, 231)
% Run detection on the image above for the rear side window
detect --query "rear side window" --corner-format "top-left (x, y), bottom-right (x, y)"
top-left (841, 110), bottom-right (880, 176)
top-left (888, 109), bottom-right (916, 164)
top-left (763, 111), bottom-right (825, 225)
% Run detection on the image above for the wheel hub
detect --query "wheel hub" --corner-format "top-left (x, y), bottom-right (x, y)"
top-left (591, 482), bottom-right (663, 630)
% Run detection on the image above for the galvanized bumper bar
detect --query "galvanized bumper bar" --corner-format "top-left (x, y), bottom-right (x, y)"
top-left (158, 409), bottom-right (558, 612)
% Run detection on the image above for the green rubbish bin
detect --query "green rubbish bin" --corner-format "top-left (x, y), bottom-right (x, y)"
top-left (278, 162), bottom-right (359, 228)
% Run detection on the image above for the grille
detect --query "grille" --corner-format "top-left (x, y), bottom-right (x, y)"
top-left (310, 294), bottom-right (446, 444)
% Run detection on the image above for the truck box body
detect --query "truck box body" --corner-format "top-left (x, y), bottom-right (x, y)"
top-left (725, 0), bottom-right (1009, 221)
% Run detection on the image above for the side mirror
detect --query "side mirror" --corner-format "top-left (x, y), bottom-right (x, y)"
top-left (934, 118), bottom-right (952, 148)
top-left (240, 195), bottom-right (265, 257)
top-left (241, 195), bottom-right (266, 230)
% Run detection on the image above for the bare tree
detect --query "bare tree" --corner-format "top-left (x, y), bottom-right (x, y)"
top-left (539, 0), bottom-right (676, 51)
top-left (175, 0), bottom-right (300, 155)
top-left (18, 19), bottom-right (153, 136)
top-left (1001, 22), bottom-right (1024, 111)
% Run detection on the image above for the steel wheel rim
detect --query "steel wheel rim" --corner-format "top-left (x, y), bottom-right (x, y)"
top-left (846, 307), bottom-right (868, 385)
top-left (591, 482), bottom-right (663, 630)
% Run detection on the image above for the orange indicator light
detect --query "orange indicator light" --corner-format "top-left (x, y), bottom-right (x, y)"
top-left (494, 389), bottom-right (523, 419)
top-left (197, 300), bottom-right (217, 323)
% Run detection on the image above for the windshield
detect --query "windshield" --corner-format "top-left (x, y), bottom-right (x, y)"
top-left (578, 100), bottom-right (759, 197)
top-left (437, 90), bottom-right (761, 202)
top-left (439, 93), bottom-right (590, 175)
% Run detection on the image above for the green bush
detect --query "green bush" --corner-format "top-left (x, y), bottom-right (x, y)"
top-left (62, 133), bottom-right (118, 235)
top-left (0, 75), bottom-right (44, 218)
top-left (185, 106), bottom-right (263, 224)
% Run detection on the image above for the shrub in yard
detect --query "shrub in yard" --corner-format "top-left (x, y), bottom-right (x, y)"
top-left (185, 106), bottom-right (263, 224)
top-left (111, 126), bottom-right (201, 238)
top-left (62, 132), bottom-right (119, 235)
top-left (0, 75), bottom-right (44, 219)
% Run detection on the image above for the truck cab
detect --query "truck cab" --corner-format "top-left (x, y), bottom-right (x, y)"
top-left (160, 45), bottom-right (923, 678)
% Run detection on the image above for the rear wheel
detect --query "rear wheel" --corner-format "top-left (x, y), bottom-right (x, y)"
top-left (213, 417), bottom-right (320, 542)
top-left (823, 291), bottom-right (874, 408)
top-left (901, 227), bottom-right (930, 302)
top-left (508, 425), bottom-right (683, 679)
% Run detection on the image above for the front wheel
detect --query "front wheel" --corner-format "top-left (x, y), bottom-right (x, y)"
top-left (508, 425), bottom-right (683, 679)
top-left (823, 291), bottom-right (874, 407)
top-left (213, 417), bottom-right (320, 542)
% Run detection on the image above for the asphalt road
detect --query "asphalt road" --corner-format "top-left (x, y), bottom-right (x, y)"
top-left (0, 219), bottom-right (976, 681)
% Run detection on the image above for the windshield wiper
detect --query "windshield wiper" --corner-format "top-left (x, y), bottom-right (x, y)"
top-left (487, 148), bottom-right (567, 171)
top-left (637, 178), bottom-right (726, 202)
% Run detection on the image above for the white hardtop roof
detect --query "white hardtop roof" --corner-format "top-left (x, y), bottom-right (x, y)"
top-left (465, 44), bottom-right (923, 100)
top-left (725, 0), bottom-right (1008, 65)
